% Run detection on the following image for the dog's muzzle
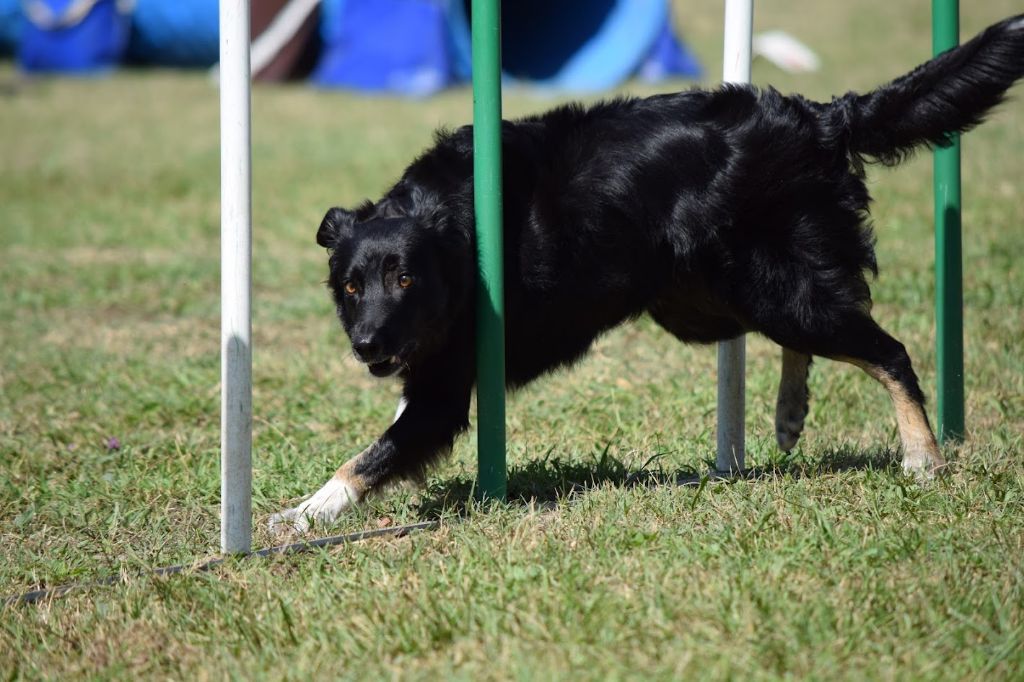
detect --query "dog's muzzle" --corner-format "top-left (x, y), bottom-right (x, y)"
top-left (366, 356), bottom-right (402, 377)
top-left (351, 336), bottom-right (403, 377)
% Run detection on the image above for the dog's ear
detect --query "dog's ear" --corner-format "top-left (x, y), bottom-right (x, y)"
top-left (316, 207), bottom-right (355, 249)
top-left (425, 204), bottom-right (473, 275)
top-left (377, 184), bottom-right (432, 219)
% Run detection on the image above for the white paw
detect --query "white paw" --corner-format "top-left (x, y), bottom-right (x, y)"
top-left (269, 477), bottom-right (360, 536)
top-left (902, 447), bottom-right (945, 481)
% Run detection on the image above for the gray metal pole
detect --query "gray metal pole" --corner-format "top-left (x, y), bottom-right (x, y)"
top-left (220, 0), bottom-right (253, 554)
top-left (716, 0), bottom-right (753, 475)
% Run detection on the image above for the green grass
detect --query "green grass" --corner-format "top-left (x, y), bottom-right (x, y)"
top-left (2, 0), bottom-right (1023, 678)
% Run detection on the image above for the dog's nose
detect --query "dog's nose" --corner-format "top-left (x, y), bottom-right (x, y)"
top-left (352, 337), bottom-right (382, 362)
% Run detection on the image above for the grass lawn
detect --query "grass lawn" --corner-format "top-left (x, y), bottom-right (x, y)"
top-left (1, 0), bottom-right (1023, 678)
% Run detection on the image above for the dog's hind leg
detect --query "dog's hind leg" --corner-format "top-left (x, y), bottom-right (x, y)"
top-left (775, 348), bottom-right (811, 452)
top-left (786, 314), bottom-right (946, 478)
top-left (845, 353), bottom-right (946, 478)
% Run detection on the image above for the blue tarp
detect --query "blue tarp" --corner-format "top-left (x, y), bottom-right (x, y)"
top-left (315, 0), bottom-right (702, 95)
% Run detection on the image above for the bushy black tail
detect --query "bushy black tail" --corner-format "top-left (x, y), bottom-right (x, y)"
top-left (829, 14), bottom-right (1024, 165)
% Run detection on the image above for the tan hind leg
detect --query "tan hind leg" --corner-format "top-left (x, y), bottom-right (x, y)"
top-left (768, 312), bottom-right (946, 477)
top-left (848, 360), bottom-right (946, 477)
top-left (811, 312), bottom-right (945, 477)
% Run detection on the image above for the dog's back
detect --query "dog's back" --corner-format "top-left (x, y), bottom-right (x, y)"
top-left (479, 15), bottom-right (1024, 368)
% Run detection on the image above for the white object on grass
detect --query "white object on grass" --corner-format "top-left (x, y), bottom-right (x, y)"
top-left (753, 30), bottom-right (821, 74)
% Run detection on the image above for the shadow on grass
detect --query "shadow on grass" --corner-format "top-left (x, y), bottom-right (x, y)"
top-left (415, 446), bottom-right (902, 520)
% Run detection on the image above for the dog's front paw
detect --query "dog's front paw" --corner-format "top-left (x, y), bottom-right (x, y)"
top-left (268, 477), bottom-right (361, 536)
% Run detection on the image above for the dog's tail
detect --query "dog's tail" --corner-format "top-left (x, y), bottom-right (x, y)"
top-left (828, 14), bottom-right (1024, 165)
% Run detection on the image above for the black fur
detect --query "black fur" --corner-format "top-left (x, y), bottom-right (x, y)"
top-left (314, 16), bottom-right (1024, 490)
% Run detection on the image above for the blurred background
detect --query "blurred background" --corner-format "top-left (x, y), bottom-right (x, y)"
top-left (3, 0), bottom-right (710, 94)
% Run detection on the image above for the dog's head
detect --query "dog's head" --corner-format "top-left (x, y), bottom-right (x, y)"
top-left (316, 201), bottom-right (470, 377)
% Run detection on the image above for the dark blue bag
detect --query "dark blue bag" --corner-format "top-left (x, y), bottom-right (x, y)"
top-left (19, 0), bottom-right (134, 73)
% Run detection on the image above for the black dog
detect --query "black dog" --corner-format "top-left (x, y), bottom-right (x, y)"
top-left (272, 16), bottom-right (1024, 533)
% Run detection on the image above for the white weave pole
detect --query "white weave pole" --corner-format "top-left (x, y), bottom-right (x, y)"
top-left (716, 0), bottom-right (752, 475)
top-left (220, 0), bottom-right (253, 553)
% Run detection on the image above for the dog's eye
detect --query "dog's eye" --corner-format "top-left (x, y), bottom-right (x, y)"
top-left (343, 281), bottom-right (358, 295)
top-left (398, 274), bottom-right (414, 289)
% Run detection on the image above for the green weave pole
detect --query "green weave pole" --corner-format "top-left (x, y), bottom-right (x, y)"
top-left (471, 0), bottom-right (507, 500)
top-left (932, 0), bottom-right (965, 443)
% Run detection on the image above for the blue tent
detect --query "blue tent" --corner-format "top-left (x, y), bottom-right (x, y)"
top-left (314, 0), bottom-right (702, 95)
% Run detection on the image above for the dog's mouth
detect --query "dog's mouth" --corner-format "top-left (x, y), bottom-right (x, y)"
top-left (366, 356), bottom-right (403, 377)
